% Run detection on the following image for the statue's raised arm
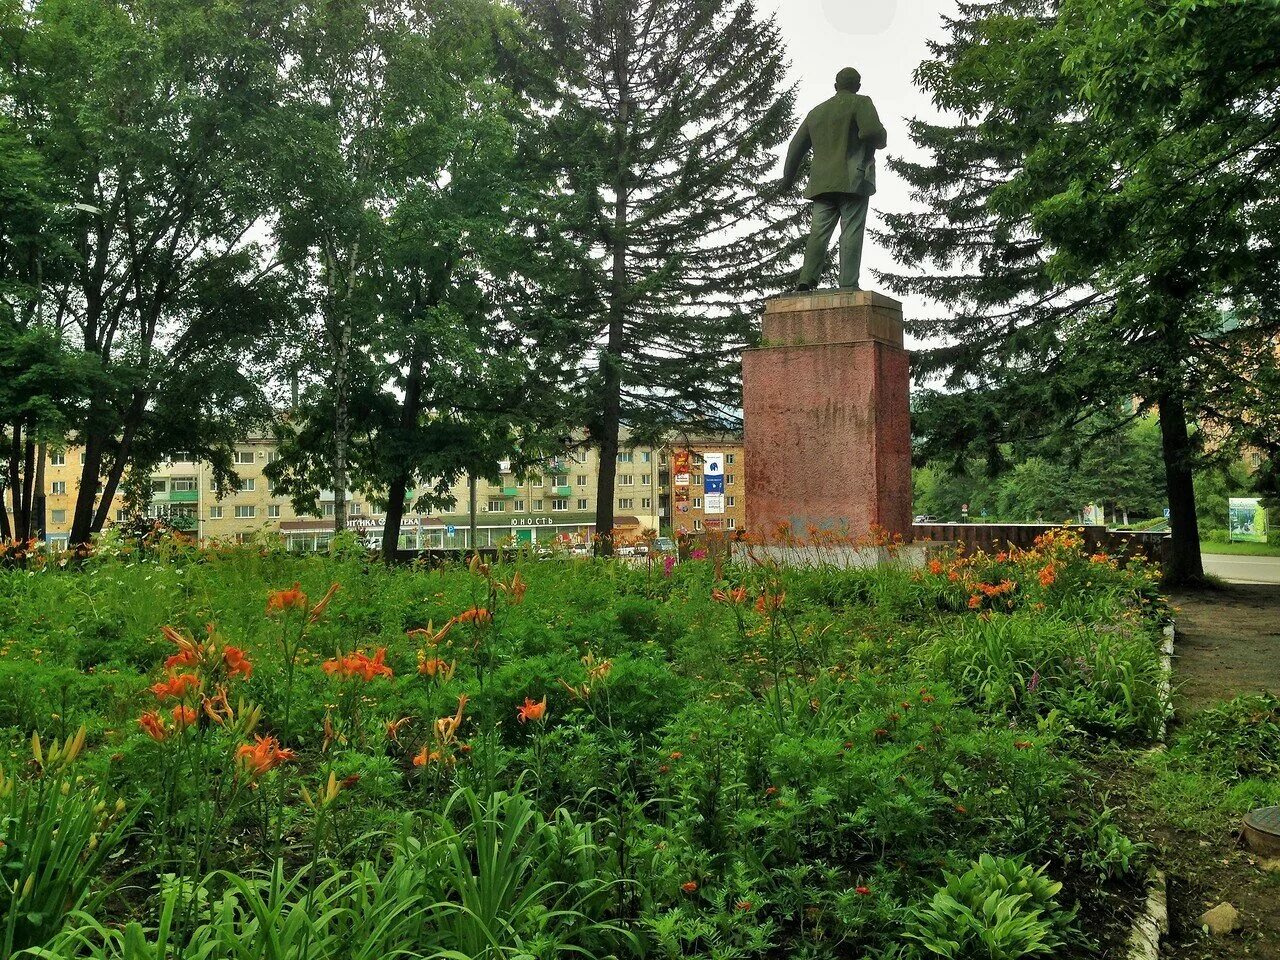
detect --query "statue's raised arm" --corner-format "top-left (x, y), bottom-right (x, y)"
top-left (780, 67), bottom-right (887, 291)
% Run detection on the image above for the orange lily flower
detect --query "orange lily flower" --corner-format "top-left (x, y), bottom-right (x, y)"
top-left (236, 735), bottom-right (296, 779)
top-left (498, 572), bottom-right (528, 605)
top-left (456, 606), bottom-right (492, 626)
top-left (418, 657), bottom-right (456, 681)
top-left (223, 646), bottom-right (253, 679)
top-left (266, 582), bottom-right (308, 615)
top-left (138, 710), bottom-right (167, 742)
top-left (516, 696), bottom-right (547, 724)
top-left (172, 704), bottom-right (198, 729)
top-left (151, 672), bottom-right (200, 701)
top-left (322, 648), bottom-right (393, 681)
top-left (162, 625), bottom-right (202, 670)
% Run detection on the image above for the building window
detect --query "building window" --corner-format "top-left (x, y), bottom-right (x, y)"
top-left (209, 506), bottom-right (223, 519)
top-left (324, 503), bottom-right (336, 517)
top-left (618, 498), bottom-right (634, 510)
top-left (350, 502), bottom-right (363, 515)
top-left (642, 451), bottom-right (652, 463)
top-left (172, 478), bottom-right (197, 492)
top-left (576, 474), bottom-right (587, 486)
top-left (115, 509), bottom-right (128, 523)
top-left (235, 505), bottom-right (255, 519)
top-left (617, 452), bottom-right (633, 463)
top-left (80, 452), bottom-right (87, 465)
top-left (241, 478), bottom-right (256, 492)
top-left (694, 519), bottom-right (704, 531)
top-left (551, 498), bottom-right (569, 511)
top-left (693, 497), bottom-right (703, 508)
top-left (51, 509), bottom-right (66, 524)
top-left (726, 453), bottom-right (736, 465)
top-left (619, 474), bottom-right (633, 486)
top-left (692, 475), bottom-right (702, 486)
top-left (642, 497), bottom-right (652, 509)
top-left (51, 452), bottom-right (66, 466)
top-left (640, 474), bottom-right (651, 485)
top-left (267, 451), bottom-right (280, 463)
top-left (533, 499), bottom-right (544, 511)
top-left (488, 499), bottom-right (506, 513)
top-left (577, 498), bottom-right (589, 510)
top-left (727, 474), bottom-right (735, 485)
top-left (172, 451), bottom-right (192, 462)
top-left (727, 518), bottom-right (736, 529)
top-left (151, 480), bottom-right (167, 494)
top-left (51, 481), bottom-right (66, 495)
top-left (235, 450), bottom-right (255, 464)
top-left (553, 474), bottom-right (569, 487)
top-left (727, 496), bottom-right (736, 508)
top-left (267, 504), bottom-right (281, 518)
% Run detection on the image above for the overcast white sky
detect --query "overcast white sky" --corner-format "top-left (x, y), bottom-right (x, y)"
top-left (767, 0), bottom-right (960, 327)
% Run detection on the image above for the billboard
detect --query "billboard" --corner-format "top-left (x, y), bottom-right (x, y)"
top-left (1229, 498), bottom-right (1268, 543)
top-left (704, 494), bottom-right (725, 515)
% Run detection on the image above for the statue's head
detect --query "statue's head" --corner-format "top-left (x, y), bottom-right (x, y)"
top-left (835, 67), bottom-right (862, 93)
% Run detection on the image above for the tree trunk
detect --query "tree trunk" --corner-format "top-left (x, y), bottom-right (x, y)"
top-left (595, 28), bottom-right (630, 558)
top-left (381, 343), bottom-right (425, 562)
top-left (91, 393), bottom-right (147, 534)
top-left (331, 318), bottom-right (351, 537)
top-left (1157, 391), bottom-right (1204, 585)
top-left (69, 431), bottom-right (103, 546)
top-left (20, 427), bottom-right (36, 540)
top-left (7, 423), bottom-right (27, 540)
top-left (468, 473), bottom-right (477, 551)
top-left (33, 441), bottom-right (47, 541)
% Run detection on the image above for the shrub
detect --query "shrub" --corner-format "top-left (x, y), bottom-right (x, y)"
top-left (904, 855), bottom-right (1075, 959)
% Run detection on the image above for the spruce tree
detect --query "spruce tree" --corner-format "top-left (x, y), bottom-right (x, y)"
top-left (880, 0), bottom-right (1280, 584)
top-left (516, 0), bottom-right (803, 550)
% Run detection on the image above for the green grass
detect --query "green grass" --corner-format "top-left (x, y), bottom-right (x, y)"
top-left (1200, 540), bottom-right (1280, 557)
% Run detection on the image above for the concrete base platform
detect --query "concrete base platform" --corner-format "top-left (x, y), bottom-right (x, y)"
top-left (743, 290), bottom-right (912, 542)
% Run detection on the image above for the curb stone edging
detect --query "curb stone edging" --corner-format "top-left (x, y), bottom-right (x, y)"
top-left (1125, 621), bottom-right (1175, 959)
top-left (1126, 870), bottom-right (1169, 960)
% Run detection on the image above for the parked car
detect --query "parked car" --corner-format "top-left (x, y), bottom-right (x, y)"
top-left (654, 537), bottom-right (677, 553)
top-left (913, 515), bottom-right (939, 524)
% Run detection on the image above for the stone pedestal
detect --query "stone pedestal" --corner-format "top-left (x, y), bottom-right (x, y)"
top-left (743, 290), bottom-right (912, 541)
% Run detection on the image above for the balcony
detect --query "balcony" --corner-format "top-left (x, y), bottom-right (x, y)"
top-left (501, 486), bottom-right (520, 497)
top-left (551, 485), bottom-right (573, 497)
top-left (170, 489), bottom-right (199, 503)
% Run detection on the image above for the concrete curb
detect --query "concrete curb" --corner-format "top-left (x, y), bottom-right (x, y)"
top-left (1156, 622), bottom-right (1175, 745)
top-left (1125, 870), bottom-right (1169, 960)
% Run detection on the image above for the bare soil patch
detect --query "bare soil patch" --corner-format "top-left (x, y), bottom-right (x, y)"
top-left (1169, 584), bottom-right (1280, 714)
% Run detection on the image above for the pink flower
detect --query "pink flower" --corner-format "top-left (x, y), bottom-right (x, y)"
top-left (663, 556), bottom-right (676, 578)
top-left (691, 548), bottom-right (708, 560)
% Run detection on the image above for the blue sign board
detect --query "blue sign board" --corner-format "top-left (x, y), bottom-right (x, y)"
top-left (446, 525), bottom-right (457, 536)
top-left (704, 452), bottom-right (725, 494)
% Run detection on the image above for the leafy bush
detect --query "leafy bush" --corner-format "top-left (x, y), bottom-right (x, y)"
top-left (904, 855), bottom-right (1075, 959)
top-left (1174, 694), bottom-right (1280, 780)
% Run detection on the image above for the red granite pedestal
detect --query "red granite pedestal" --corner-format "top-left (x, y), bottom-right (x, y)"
top-left (743, 290), bottom-right (912, 541)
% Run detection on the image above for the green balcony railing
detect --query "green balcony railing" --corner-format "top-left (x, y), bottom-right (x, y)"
top-left (552, 485), bottom-right (573, 497)
top-left (502, 486), bottom-right (520, 497)
top-left (169, 489), bottom-right (199, 502)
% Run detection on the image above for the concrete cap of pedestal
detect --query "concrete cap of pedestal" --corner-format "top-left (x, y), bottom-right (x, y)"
top-left (761, 289), bottom-right (904, 348)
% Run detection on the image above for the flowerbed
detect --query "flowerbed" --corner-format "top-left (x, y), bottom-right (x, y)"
top-left (0, 529), bottom-right (1168, 958)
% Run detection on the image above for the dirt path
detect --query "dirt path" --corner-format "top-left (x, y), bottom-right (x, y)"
top-left (1169, 584), bottom-right (1280, 715)
top-left (1152, 584), bottom-right (1280, 959)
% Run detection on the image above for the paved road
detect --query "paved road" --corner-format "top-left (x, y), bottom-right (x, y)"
top-left (1202, 553), bottom-right (1280, 584)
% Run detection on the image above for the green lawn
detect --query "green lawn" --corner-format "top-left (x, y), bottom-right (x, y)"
top-left (1201, 540), bottom-right (1280, 557)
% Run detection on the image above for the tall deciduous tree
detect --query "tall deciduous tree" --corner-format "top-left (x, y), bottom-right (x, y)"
top-left (516, 0), bottom-right (803, 551)
top-left (883, 0), bottom-right (1280, 584)
top-left (3, 0), bottom-right (290, 545)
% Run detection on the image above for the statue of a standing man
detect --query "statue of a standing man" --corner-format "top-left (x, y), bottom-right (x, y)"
top-left (781, 67), bottom-right (887, 291)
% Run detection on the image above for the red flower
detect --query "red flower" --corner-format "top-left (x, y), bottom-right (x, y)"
top-left (855, 886), bottom-right (872, 896)
top-left (1038, 564), bottom-right (1057, 588)
top-left (736, 900), bottom-right (753, 911)
top-left (765, 785), bottom-right (779, 797)
top-left (681, 881), bottom-right (699, 893)
top-left (516, 696), bottom-right (548, 724)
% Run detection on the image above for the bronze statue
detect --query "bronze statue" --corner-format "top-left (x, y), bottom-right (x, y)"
top-left (781, 67), bottom-right (887, 291)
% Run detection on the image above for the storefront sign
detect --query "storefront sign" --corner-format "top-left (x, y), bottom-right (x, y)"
top-left (511, 517), bottom-right (555, 527)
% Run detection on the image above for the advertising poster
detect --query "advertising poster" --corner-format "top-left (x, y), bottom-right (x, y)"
top-left (673, 449), bottom-right (691, 480)
top-left (1229, 498), bottom-right (1268, 543)
top-left (704, 452), bottom-right (725, 496)
top-left (704, 494), bottom-right (725, 515)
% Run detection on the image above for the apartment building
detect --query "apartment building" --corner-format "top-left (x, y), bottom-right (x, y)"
top-left (660, 434), bottom-right (747, 536)
top-left (40, 430), bottom-right (662, 550)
